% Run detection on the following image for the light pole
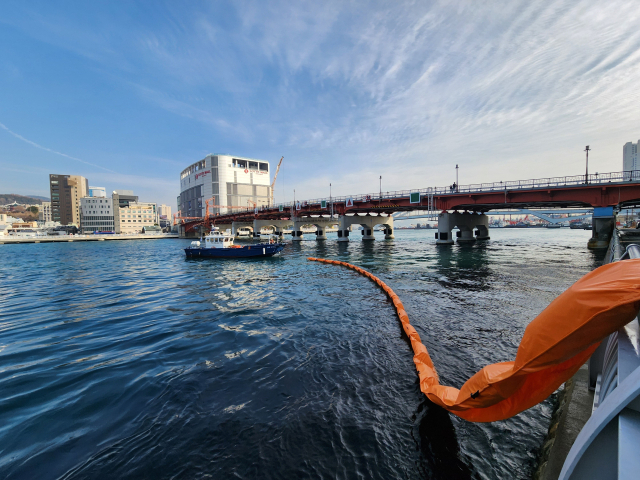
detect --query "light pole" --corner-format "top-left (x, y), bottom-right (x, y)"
top-left (585, 146), bottom-right (590, 184)
top-left (456, 164), bottom-right (459, 192)
top-left (379, 176), bottom-right (382, 200)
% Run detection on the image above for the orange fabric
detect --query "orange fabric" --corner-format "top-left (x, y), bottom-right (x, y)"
top-left (307, 257), bottom-right (640, 422)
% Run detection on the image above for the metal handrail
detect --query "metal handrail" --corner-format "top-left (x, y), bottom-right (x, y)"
top-left (204, 169), bottom-right (640, 217)
top-left (261, 170), bottom-right (640, 212)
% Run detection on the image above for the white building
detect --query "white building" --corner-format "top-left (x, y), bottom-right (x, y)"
top-left (116, 202), bottom-right (158, 234)
top-left (158, 204), bottom-right (172, 222)
top-left (38, 201), bottom-right (52, 222)
top-left (89, 186), bottom-right (107, 198)
top-left (80, 197), bottom-right (115, 233)
top-left (179, 154), bottom-right (271, 217)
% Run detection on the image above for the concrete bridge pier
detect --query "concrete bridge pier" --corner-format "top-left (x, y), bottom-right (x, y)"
top-left (436, 212), bottom-right (490, 245)
top-left (337, 214), bottom-right (394, 242)
top-left (338, 216), bottom-right (351, 242)
top-left (457, 225), bottom-right (476, 243)
top-left (435, 212), bottom-right (454, 245)
top-left (231, 221), bottom-right (252, 237)
top-left (251, 219), bottom-right (293, 240)
top-left (315, 228), bottom-right (327, 240)
top-left (292, 219), bottom-right (305, 241)
top-left (361, 225), bottom-right (375, 240)
top-left (587, 207), bottom-right (615, 250)
top-left (475, 224), bottom-right (490, 240)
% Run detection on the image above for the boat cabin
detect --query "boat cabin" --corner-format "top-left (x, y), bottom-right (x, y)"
top-left (204, 230), bottom-right (234, 249)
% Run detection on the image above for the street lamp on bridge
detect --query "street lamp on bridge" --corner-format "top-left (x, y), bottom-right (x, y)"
top-left (585, 145), bottom-right (591, 184)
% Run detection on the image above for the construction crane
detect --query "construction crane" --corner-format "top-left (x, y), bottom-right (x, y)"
top-left (270, 156), bottom-right (284, 206)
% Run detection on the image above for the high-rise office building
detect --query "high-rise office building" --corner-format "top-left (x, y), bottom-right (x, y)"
top-left (49, 174), bottom-right (89, 225)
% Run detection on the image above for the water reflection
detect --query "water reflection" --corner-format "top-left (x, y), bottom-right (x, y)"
top-left (415, 402), bottom-right (473, 480)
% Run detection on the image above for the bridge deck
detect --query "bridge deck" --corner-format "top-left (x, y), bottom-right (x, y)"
top-left (182, 171), bottom-right (640, 229)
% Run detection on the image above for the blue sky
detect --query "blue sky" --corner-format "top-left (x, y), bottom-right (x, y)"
top-left (1, 1), bottom-right (640, 211)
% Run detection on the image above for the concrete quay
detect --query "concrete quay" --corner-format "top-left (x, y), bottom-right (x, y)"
top-left (0, 233), bottom-right (180, 245)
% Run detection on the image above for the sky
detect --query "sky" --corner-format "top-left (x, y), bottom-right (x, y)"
top-left (1, 0), bottom-right (640, 211)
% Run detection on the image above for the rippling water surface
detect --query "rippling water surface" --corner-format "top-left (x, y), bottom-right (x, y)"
top-left (0, 229), bottom-right (604, 479)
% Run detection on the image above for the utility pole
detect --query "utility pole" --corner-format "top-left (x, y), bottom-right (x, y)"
top-left (585, 146), bottom-right (591, 184)
top-left (456, 164), bottom-right (459, 192)
top-left (379, 176), bottom-right (382, 200)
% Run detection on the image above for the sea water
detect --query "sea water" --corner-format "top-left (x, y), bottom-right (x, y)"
top-left (0, 228), bottom-right (602, 479)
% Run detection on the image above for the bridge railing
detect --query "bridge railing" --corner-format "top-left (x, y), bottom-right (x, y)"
top-left (213, 170), bottom-right (640, 217)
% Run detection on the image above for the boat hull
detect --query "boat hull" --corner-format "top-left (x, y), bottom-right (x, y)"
top-left (185, 243), bottom-right (285, 258)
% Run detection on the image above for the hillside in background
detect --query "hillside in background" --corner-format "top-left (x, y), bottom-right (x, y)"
top-left (0, 194), bottom-right (49, 205)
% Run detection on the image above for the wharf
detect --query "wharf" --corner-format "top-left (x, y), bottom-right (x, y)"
top-left (0, 233), bottom-right (180, 245)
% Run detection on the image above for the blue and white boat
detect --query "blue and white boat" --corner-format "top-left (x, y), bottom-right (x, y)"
top-left (184, 229), bottom-right (284, 258)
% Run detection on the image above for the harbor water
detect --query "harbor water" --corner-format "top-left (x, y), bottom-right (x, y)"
top-left (0, 228), bottom-right (602, 479)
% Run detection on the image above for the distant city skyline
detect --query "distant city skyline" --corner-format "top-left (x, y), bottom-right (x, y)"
top-left (2, 1), bottom-right (640, 212)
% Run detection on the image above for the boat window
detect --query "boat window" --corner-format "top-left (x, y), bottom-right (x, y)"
top-left (259, 163), bottom-right (269, 172)
top-left (248, 161), bottom-right (258, 170)
top-left (233, 159), bottom-right (247, 169)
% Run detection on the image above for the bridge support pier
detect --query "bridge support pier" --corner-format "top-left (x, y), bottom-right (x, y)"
top-left (337, 214), bottom-right (394, 242)
top-left (436, 212), bottom-right (490, 245)
top-left (587, 208), bottom-right (615, 250)
top-left (361, 226), bottom-right (375, 240)
top-left (315, 228), bottom-right (327, 240)
top-left (338, 216), bottom-right (351, 242)
top-left (292, 219), bottom-right (304, 241)
top-left (252, 219), bottom-right (293, 240)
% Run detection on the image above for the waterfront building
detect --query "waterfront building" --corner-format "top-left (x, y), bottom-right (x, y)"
top-left (89, 186), bottom-right (107, 198)
top-left (623, 140), bottom-right (640, 175)
top-left (38, 202), bottom-right (52, 223)
top-left (115, 201), bottom-right (158, 234)
top-left (179, 154), bottom-right (271, 217)
top-left (158, 204), bottom-right (172, 222)
top-left (112, 190), bottom-right (138, 232)
top-left (49, 174), bottom-right (89, 225)
top-left (80, 197), bottom-right (114, 233)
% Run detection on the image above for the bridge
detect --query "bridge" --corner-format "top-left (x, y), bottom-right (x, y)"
top-left (179, 170), bottom-right (640, 249)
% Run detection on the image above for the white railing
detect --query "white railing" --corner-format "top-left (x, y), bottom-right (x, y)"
top-left (560, 239), bottom-right (640, 479)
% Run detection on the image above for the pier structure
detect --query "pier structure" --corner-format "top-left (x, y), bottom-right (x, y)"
top-left (435, 211), bottom-right (490, 245)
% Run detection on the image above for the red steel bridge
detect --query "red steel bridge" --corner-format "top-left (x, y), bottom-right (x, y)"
top-left (181, 171), bottom-right (640, 234)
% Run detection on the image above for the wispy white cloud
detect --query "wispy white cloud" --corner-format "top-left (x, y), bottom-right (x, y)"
top-left (0, 122), bottom-right (115, 173)
top-left (2, 0), bottom-right (640, 204)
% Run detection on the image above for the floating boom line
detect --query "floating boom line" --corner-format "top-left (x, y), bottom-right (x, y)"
top-left (307, 257), bottom-right (640, 422)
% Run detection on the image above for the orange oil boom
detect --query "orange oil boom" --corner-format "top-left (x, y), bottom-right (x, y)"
top-left (307, 257), bottom-right (640, 422)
